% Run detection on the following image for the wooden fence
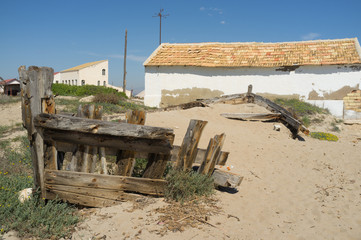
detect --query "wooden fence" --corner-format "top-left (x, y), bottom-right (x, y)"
top-left (19, 66), bottom-right (242, 207)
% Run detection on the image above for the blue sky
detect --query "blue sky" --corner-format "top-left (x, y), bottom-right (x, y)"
top-left (1, 0), bottom-right (361, 94)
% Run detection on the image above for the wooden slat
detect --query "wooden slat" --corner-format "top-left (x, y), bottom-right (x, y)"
top-left (34, 114), bottom-right (174, 154)
top-left (116, 110), bottom-right (146, 176)
top-left (175, 119), bottom-right (208, 171)
top-left (193, 164), bottom-right (243, 188)
top-left (45, 170), bottom-right (166, 196)
top-left (198, 134), bottom-right (226, 175)
top-left (45, 184), bottom-right (139, 207)
top-left (221, 113), bottom-right (281, 121)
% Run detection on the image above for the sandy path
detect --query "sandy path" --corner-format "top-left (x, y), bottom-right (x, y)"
top-left (0, 102), bottom-right (22, 126)
top-left (74, 104), bottom-right (361, 240)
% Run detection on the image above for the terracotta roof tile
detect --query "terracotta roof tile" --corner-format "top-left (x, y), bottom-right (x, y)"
top-left (144, 38), bottom-right (361, 68)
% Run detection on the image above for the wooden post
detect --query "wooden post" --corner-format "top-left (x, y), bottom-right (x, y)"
top-left (198, 133), bottom-right (226, 175)
top-left (116, 110), bottom-right (146, 176)
top-left (175, 119), bottom-right (208, 171)
top-left (123, 29), bottom-right (127, 93)
top-left (19, 66), bottom-right (54, 197)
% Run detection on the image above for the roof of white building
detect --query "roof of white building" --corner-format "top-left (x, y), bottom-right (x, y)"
top-left (144, 38), bottom-right (361, 68)
top-left (62, 60), bottom-right (107, 72)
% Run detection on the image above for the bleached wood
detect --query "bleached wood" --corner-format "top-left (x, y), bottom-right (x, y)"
top-left (221, 113), bottom-right (281, 121)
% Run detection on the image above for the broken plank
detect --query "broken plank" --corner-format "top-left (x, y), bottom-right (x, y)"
top-left (221, 113), bottom-right (281, 121)
top-left (175, 119), bottom-right (208, 171)
top-left (44, 170), bottom-right (166, 196)
top-left (193, 164), bottom-right (243, 188)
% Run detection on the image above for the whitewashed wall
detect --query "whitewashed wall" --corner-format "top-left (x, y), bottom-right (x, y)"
top-left (79, 61), bottom-right (108, 86)
top-left (53, 73), bottom-right (61, 84)
top-left (58, 71), bottom-right (78, 85)
top-left (145, 65), bottom-right (361, 117)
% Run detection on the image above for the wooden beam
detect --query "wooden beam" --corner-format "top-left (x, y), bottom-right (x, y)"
top-left (221, 113), bottom-right (282, 121)
top-left (116, 110), bottom-right (146, 176)
top-left (34, 113), bottom-right (174, 154)
top-left (175, 119), bottom-right (208, 171)
top-left (45, 170), bottom-right (166, 196)
top-left (212, 168), bottom-right (243, 188)
top-left (19, 66), bottom-right (54, 197)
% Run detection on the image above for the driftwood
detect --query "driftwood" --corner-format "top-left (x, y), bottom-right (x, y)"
top-left (221, 113), bottom-right (281, 121)
top-left (34, 113), bottom-right (174, 154)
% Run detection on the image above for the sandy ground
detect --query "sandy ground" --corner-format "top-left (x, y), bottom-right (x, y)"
top-left (1, 102), bottom-right (361, 239)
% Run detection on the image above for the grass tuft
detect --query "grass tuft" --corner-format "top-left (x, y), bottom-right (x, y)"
top-left (165, 169), bottom-right (214, 203)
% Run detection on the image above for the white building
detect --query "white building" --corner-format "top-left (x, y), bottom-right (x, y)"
top-left (144, 38), bottom-right (361, 118)
top-left (54, 60), bottom-right (109, 86)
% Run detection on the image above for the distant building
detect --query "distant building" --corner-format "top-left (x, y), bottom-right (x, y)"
top-left (53, 60), bottom-right (132, 97)
top-left (0, 78), bottom-right (21, 96)
top-left (54, 60), bottom-right (109, 86)
top-left (144, 38), bottom-right (361, 118)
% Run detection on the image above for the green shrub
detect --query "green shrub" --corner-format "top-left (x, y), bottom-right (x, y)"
top-left (52, 84), bottom-right (127, 98)
top-left (165, 169), bottom-right (214, 202)
top-left (301, 116), bottom-right (311, 127)
top-left (93, 93), bottom-right (124, 104)
top-left (310, 132), bottom-right (338, 142)
top-left (274, 98), bottom-right (329, 117)
top-left (0, 135), bottom-right (79, 238)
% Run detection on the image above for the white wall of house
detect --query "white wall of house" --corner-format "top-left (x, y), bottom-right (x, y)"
top-left (59, 71), bottom-right (79, 85)
top-left (54, 73), bottom-right (61, 84)
top-left (145, 65), bottom-right (361, 117)
top-left (79, 61), bottom-right (108, 86)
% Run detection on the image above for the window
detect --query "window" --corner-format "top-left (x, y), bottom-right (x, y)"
top-left (102, 69), bottom-right (106, 75)
top-left (81, 80), bottom-right (85, 86)
top-left (72, 80), bottom-right (74, 85)
top-left (56, 81), bottom-right (58, 84)
top-left (65, 80), bottom-right (67, 84)
top-left (62, 80), bottom-right (64, 84)
top-left (103, 81), bottom-right (106, 86)
top-left (75, 79), bottom-right (77, 85)
top-left (97, 81), bottom-right (100, 86)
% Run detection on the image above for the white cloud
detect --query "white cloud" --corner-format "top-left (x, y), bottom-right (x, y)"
top-left (301, 33), bottom-right (321, 40)
top-left (201, 7), bottom-right (223, 15)
top-left (80, 51), bottom-right (146, 63)
top-left (220, 20), bottom-right (226, 24)
top-left (200, 6), bottom-right (205, 11)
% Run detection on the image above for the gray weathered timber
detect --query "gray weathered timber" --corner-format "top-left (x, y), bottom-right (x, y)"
top-left (19, 66), bottom-right (54, 197)
top-left (116, 110), bottom-right (146, 176)
top-left (45, 170), bottom-right (166, 196)
top-left (212, 168), bottom-right (243, 188)
top-left (221, 113), bottom-right (282, 121)
top-left (34, 113), bottom-right (174, 154)
top-left (45, 184), bottom-right (139, 207)
top-left (198, 134), bottom-right (226, 175)
top-left (175, 119), bottom-right (208, 171)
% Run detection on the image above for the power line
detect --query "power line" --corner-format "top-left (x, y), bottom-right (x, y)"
top-left (153, 9), bottom-right (169, 45)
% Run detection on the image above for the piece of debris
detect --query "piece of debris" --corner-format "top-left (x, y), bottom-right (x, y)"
top-left (18, 188), bottom-right (32, 203)
top-left (221, 113), bottom-right (281, 121)
top-left (273, 124), bottom-right (281, 131)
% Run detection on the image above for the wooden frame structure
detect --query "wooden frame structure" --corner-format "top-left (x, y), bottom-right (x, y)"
top-left (20, 66), bottom-right (242, 207)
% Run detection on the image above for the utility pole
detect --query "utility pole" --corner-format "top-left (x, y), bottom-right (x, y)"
top-left (123, 29), bottom-right (127, 93)
top-left (153, 9), bottom-right (169, 45)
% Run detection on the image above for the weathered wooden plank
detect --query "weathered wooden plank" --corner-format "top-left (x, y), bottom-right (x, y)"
top-left (116, 110), bottom-right (146, 176)
top-left (221, 113), bottom-right (282, 121)
top-left (175, 119), bottom-right (208, 171)
top-left (99, 147), bottom-right (107, 174)
top-left (198, 134), bottom-right (226, 175)
top-left (45, 184), bottom-right (139, 207)
top-left (44, 142), bottom-right (57, 170)
top-left (45, 189), bottom-right (122, 208)
top-left (34, 114), bottom-right (174, 153)
top-left (217, 152), bottom-right (229, 166)
top-left (212, 168), bottom-right (243, 188)
top-left (19, 66), bottom-right (54, 197)
top-left (44, 170), bottom-right (166, 196)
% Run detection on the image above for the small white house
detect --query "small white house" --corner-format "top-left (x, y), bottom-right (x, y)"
top-left (54, 60), bottom-right (109, 86)
top-left (144, 38), bottom-right (361, 118)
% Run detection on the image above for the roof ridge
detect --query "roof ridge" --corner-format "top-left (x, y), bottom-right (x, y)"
top-left (160, 38), bottom-right (358, 46)
top-left (61, 60), bottom-right (108, 72)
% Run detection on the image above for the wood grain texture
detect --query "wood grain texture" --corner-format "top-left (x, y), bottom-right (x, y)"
top-left (175, 119), bottom-right (208, 171)
top-left (221, 113), bottom-right (281, 121)
top-left (198, 133), bottom-right (226, 175)
top-left (45, 170), bottom-right (166, 196)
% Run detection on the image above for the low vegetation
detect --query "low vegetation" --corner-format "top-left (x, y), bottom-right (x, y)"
top-left (52, 84), bottom-right (127, 98)
top-left (310, 132), bottom-right (339, 142)
top-left (0, 128), bottom-right (79, 239)
top-left (274, 98), bottom-right (330, 127)
top-left (0, 95), bottom-right (21, 105)
top-left (165, 169), bottom-right (214, 203)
